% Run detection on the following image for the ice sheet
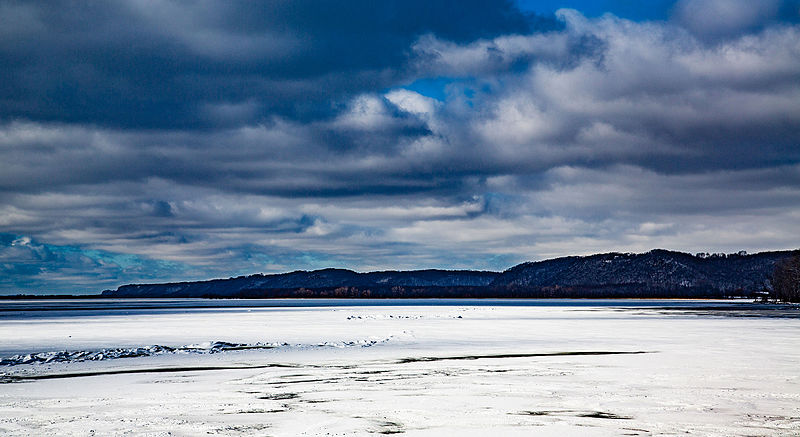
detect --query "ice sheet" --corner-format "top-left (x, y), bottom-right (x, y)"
top-left (1, 300), bottom-right (798, 436)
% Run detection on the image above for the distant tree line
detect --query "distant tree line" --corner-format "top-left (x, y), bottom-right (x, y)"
top-left (202, 283), bottom-right (742, 300)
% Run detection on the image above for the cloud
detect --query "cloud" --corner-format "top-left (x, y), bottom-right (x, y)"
top-left (1, 5), bottom-right (799, 293)
top-left (672, 0), bottom-right (799, 40)
top-left (411, 12), bottom-right (800, 173)
top-left (0, 0), bottom-right (535, 129)
top-left (0, 233), bottom-right (192, 294)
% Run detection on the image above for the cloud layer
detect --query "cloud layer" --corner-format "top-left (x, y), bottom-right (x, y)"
top-left (1, 1), bottom-right (799, 293)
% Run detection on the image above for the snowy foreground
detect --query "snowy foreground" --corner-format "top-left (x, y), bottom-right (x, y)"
top-left (1, 299), bottom-right (799, 436)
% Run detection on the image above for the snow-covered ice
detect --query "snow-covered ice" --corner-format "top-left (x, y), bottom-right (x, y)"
top-left (0, 299), bottom-right (798, 436)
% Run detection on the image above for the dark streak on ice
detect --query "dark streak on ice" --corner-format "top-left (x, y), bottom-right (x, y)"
top-left (258, 393), bottom-right (299, 400)
top-left (395, 350), bottom-right (652, 363)
top-left (1, 362), bottom-right (298, 383)
top-left (517, 410), bottom-right (633, 419)
top-left (0, 350), bottom-right (652, 384)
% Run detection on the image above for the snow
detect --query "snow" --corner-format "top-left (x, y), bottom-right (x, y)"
top-left (0, 299), bottom-right (798, 436)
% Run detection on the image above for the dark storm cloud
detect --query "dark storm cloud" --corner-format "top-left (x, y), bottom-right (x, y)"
top-left (1, 2), bottom-right (800, 294)
top-left (0, 0), bottom-right (537, 128)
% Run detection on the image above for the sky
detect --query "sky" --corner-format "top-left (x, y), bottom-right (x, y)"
top-left (1, 0), bottom-right (800, 294)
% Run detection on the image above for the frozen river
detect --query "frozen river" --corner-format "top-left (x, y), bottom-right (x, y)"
top-left (1, 299), bottom-right (798, 435)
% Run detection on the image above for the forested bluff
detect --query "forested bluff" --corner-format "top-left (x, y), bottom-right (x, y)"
top-left (102, 249), bottom-right (798, 300)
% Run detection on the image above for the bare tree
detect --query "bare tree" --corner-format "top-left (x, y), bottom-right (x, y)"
top-left (773, 252), bottom-right (800, 303)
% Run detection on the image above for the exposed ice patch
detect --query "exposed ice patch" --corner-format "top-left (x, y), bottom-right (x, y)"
top-left (0, 341), bottom-right (281, 366)
top-left (0, 337), bottom-right (400, 367)
top-left (1, 345), bottom-right (177, 365)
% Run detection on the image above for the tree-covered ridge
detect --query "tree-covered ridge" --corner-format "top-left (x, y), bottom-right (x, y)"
top-left (773, 252), bottom-right (800, 303)
top-left (102, 249), bottom-right (796, 299)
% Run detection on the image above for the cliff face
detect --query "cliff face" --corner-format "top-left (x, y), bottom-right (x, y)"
top-left (102, 249), bottom-right (794, 298)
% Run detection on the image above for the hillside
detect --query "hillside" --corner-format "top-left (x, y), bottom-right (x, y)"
top-left (104, 269), bottom-right (500, 298)
top-left (493, 249), bottom-right (789, 292)
top-left (101, 249), bottom-right (795, 298)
